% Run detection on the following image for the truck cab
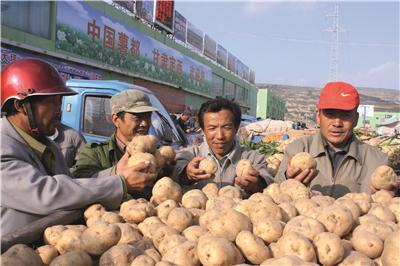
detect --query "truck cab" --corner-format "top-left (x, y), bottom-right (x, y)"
top-left (61, 79), bottom-right (188, 148)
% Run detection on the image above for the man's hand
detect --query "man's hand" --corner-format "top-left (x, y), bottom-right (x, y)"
top-left (185, 156), bottom-right (213, 182)
top-left (235, 168), bottom-right (263, 193)
top-left (116, 153), bottom-right (157, 192)
top-left (285, 159), bottom-right (318, 185)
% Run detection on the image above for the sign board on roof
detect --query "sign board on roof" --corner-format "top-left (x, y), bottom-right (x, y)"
top-left (186, 21), bottom-right (203, 52)
top-left (154, 0), bottom-right (174, 33)
top-left (136, 0), bottom-right (154, 23)
top-left (204, 34), bottom-right (217, 61)
top-left (173, 10), bottom-right (186, 42)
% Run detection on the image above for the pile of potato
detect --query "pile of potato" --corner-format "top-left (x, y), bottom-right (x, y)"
top-left (3, 172), bottom-right (399, 266)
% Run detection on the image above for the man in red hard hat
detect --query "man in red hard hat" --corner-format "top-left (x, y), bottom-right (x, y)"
top-left (275, 81), bottom-right (397, 198)
top-left (1, 58), bottom-right (154, 235)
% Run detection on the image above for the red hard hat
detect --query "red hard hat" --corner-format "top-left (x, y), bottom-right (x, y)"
top-left (1, 58), bottom-right (77, 109)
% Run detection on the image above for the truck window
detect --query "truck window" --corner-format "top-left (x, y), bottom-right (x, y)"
top-left (83, 95), bottom-right (114, 137)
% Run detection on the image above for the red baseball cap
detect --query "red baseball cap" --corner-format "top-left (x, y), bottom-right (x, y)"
top-left (316, 81), bottom-right (360, 110)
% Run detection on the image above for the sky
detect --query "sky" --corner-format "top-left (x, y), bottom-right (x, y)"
top-left (175, 1), bottom-right (400, 90)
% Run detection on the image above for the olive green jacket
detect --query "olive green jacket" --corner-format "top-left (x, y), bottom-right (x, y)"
top-left (275, 131), bottom-right (388, 198)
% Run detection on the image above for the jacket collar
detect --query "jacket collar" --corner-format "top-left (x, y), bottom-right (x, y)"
top-left (198, 140), bottom-right (241, 163)
top-left (310, 131), bottom-right (360, 161)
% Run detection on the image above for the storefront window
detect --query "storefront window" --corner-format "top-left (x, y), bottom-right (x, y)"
top-left (211, 74), bottom-right (223, 97)
top-left (1, 1), bottom-right (51, 39)
top-left (224, 80), bottom-right (235, 100)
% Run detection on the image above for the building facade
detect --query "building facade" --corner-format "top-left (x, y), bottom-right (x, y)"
top-left (1, 1), bottom-right (258, 115)
top-left (256, 88), bottom-right (285, 120)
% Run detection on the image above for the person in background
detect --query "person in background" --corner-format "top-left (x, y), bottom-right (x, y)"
top-left (172, 98), bottom-right (273, 196)
top-left (72, 89), bottom-right (159, 199)
top-left (275, 81), bottom-right (398, 198)
top-left (177, 109), bottom-right (195, 133)
top-left (1, 59), bottom-right (150, 235)
top-left (49, 122), bottom-right (86, 168)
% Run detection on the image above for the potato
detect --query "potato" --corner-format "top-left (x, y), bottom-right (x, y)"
top-left (1, 244), bottom-right (43, 266)
top-left (294, 198), bottom-right (319, 216)
top-left (187, 208), bottom-right (205, 225)
top-left (343, 193), bottom-right (372, 214)
top-left (388, 198), bottom-right (400, 222)
top-left (235, 159), bottom-right (254, 178)
top-left (253, 218), bottom-right (283, 243)
top-left (280, 179), bottom-right (311, 200)
top-left (138, 217), bottom-right (164, 239)
top-left (83, 203), bottom-right (105, 221)
top-left (120, 199), bottom-right (155, 224)
top-left (155, 261), bottom-right (176, 266)
top-left (352, 222), bottom-right (393, 241)
top-left (183, 226), bottom-right (208, 242)
top-left (36, 245), bottom-right (59, 265)
top-left (283, 215), bottom-right (325, 241)
top-left (115, 223), bottom-right (142, 245)
top-left (152, 225), bottom-right (180, 250)
top-left (163, 241), bottom-right (200, 266)
top-left (144, 248), bottom-right (161, 263)
top-left (368, 204), bottom-right (396, 223)
top-left (261, 255), bottom-right (317, 266)
top-left (131, 238), bottom-right (155, 253)
top-left (49, 250), bottom-right (92, 266)
top-left (100, 211), bottom-right (124, 224)
top-left (154, 149), bottom-right (166, 170)
top-left (54, 228), bottom-right (84, 254)
top-left (166, 207), bottom-right (193, 232)
top-left (263, 183), bottom-right (281, 199)
top-left (316, 204), bottom-right (354, 237)
top-left (128, 152), bottom-right (157, 173)
top-left (302, 206), bottom-right (323, 220)
top-left (311, 195), bottom-right (335, 207)
top-left (279, 202), bottom-right (298, 222)
top-left (156, 199), bottom-right (178, 223)
top-left (235, 230), bottom-right (271, 264)
top-left (371, 165), bottom-right (397, 190)
top-left (158, 146), bottom-right (176, 163)
top-left (341, 239), bottom-right (353, 257)
top-left (197, 236), bottom-right (244, 266)
top-left (234, 199), bottom-right (255, 217)
top-left (130, 255), bottom-right (156, 266)
top-left (249, 201), bottom-right (283, 222)
top-left (218, 185), bottom-right (242, 199)
top-left (336, 197), bottom-right (362, 220)
top-left (291, 152), bottom-right (317, 170)
top-left (249, 192), bottom-right (274, 204)
top-left (127, 135), bottom-right (158, 154)
top-left (44, 225), bottom-right (67, 246)
top-left (372, 190), bottom-right (393, 206)
top-left (275, 232), bottom-right (317, 262)
top-left (338, 251), bottom-right (375, 266)
top-left (151, 177), bottom-right (182, 205)
top-left (99, 244), bottom-right (141, 266)
top-left (81, 223), bottom-right (121, 256)
top-left (198, 156), bottom-right (218, 175)
top-left (205, 196), bottom-right (236, 211)
top-left (381, 229), bottom-right (400, 266)
top-left (157, 234), bottom-right (187, 256)
top-left (200, 209), bottom-right (251, 241)
top-left (201, 182), bottom-right (219, 198)
top-left (313, 232), bottom-right (344, 266)
top-left (182, 189), bottom-right (208, 209)
top-left (351, 231), bottom-right (383, 259)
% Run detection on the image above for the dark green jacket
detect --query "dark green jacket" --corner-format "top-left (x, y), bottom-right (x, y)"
top-left (72, 133), bottom-right (123, 179)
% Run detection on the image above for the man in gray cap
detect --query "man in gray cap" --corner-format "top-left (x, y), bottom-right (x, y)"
top-left (72, 89), bottom-right (158, 199)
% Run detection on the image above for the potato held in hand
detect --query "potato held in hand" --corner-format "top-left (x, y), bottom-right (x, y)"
top-left (127, 135), bottom-right (157, 154)
top-left (291, 152), bottom-right (317, 170)
top-left (371, 165), bottom-right (397, 190)
top-left (127, 152), bottom-right (157, 173)
top-left (199, 157), bottom-right (218, 175)
top-left (236, 159), bottom-right (254, 178)
top-left (158, 146), bottom-right (176, 163)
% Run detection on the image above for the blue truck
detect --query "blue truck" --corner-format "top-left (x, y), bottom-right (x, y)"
top-left (61, 79), bottom-right (188, 148)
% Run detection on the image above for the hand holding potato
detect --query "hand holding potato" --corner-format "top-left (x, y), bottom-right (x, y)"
top-left (116, 153), bottom-right (156, 192)
top-left (185, 156), bottom-right (213, 181)
top-left (286, 157), bottom-right (318, 185)
top-left (235, 168), bottom-right (263, 193)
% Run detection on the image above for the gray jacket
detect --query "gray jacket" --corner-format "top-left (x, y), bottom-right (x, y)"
top-left (0, 118), bottom-right (124, 235)
top-left (172, 141), bottom-right (273, 195)
top-left (275, 132), bottom-right (388, 198)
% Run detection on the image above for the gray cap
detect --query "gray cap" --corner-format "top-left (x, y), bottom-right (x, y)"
top-left (110, 89), bottom-right (158, 114)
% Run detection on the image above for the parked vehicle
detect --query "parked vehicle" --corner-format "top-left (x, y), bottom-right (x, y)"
top-left (61, 79), bottom-right (188, 148)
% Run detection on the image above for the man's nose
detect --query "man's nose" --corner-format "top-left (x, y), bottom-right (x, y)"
top-left (216, 128), bottom-right (224, 139)
top-left (332, 117), bottom-right (343, 127)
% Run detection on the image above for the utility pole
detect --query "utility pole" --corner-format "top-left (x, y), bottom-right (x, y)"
top-left (325, 2), bottom-right (344, 82)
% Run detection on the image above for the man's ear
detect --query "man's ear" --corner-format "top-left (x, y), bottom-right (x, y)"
top-left (353, 111), bottom-right (360, 127)
top-left (111, 113), bottom-right (119, 127)
top-left (14, 100), bottom-right (27, 115)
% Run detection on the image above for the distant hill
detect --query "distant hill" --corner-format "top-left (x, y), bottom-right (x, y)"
top-left (257, 83), bottom-right (400, 127)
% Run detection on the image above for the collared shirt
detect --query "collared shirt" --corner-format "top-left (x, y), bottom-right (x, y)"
top-left (172, 141), bottom-right (273, 195)
top-left (9, 120), bottom-right (56, 175)
top-left (275, 131), bottom-right (388, 198)
top-left (321, 136), bottom-right (350, 176)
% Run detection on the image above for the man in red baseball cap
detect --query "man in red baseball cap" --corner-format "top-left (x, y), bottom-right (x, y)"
top-left (275, 82), bottom-right (397, 198)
